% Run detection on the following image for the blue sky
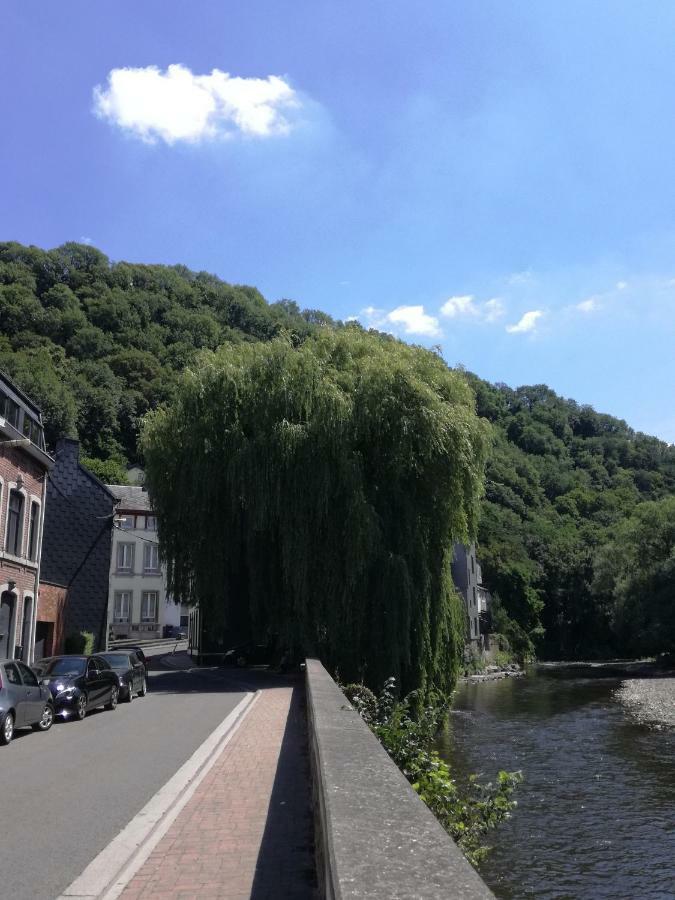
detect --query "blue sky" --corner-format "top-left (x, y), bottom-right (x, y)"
top-left (1, 1), bottom-right (674, 441)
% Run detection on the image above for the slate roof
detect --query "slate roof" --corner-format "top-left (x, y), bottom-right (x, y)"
top-left (107, 484), bottom-right (154, 513)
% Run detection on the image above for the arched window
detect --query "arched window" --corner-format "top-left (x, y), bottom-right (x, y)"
top-left (6, 490), bottom-right (24, 556)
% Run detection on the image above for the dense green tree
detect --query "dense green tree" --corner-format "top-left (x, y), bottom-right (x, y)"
top-left (142, 330), bottom-right (490, 694)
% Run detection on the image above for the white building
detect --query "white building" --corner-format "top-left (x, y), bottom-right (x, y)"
top-left (106, 485), bottom-right (188, 641)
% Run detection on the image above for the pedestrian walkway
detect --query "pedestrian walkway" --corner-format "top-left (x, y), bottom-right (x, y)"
top-left (120, 679), bottom-right (317, 900)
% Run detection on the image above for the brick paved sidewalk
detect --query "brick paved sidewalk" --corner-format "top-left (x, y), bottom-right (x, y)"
top-left (120, 683), bottom-right (317, 900)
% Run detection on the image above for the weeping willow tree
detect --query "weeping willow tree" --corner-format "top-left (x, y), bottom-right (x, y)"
top-left (142, 328), bottom-right (490, 694)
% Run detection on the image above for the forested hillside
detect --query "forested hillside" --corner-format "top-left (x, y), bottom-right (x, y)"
top-left (1, 241), bottom-right (673, 659)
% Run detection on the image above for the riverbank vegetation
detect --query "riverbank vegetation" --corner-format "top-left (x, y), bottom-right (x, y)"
top-left (344, 679), bottom-right (521, 865)
top-left (1, 240), bottom-right (673, 662)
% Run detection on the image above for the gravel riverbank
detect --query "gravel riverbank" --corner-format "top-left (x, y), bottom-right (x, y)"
top-left (616, 677), bottom-right (675, 728)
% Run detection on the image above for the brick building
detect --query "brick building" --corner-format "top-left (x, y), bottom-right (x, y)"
top-left (40, 439), bottom-right (117, 653)
top-left (0, 373), bottom-right (53, 663)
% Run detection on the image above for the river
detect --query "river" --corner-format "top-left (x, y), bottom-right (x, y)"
top-left (436, 670), bottom-right (675, 900)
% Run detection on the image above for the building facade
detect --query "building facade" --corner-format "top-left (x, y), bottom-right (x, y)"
top-left (41, 439), bottom-right (116, 653)
top-left (0, 372), bottom-right (52, 663)
top-left (451, 543), bottom-right (491, 645)
top-left (107, 485), bottom-right (188, 641)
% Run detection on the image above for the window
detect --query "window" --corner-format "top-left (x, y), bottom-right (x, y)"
top-left (28, 502), bottom-right (39, 561)
top-left (114, 591), bottom-right (131, 623)
top-left (141, 591), bottom-right (158, 623)
top-left (145, 516), bottom-right (157, 531)
top-left (118, 515), bottom-right (135, 530)
top-left (116, 543), bottom-right (135, 572)
top-left (471, 555), bottom-right (474, 574)
top-left (6, 490), bottom-right (24, 556)
top-left (5, 398), bottom-right (20, 429)
top-left (16, 661), bottom-right (38, 687)
top-left (3, 663), bottom-right (20, 685)
top-left (472, 587), bottom-right (476, 607)
top-left (143, 542), bottom-right (159, 573)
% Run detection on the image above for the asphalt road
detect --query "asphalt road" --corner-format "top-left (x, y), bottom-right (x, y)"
top-left (0, 656), bottom-right (249, 900)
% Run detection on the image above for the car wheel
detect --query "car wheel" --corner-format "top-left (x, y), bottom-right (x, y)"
top-left (124, 683), bottom-right (133, 703)
top-left (0, 712), bottom-right (14, 745)
top-left (106, 686), bottom-right (119, 710)
top-left (33, 703), bottom-right (54, 732)
top-left (76, 693), bottom-right (87, 720)
top-left (236, 655), bottom-right (247, 668)
top-left (139, 677), bottom-right (147, 697)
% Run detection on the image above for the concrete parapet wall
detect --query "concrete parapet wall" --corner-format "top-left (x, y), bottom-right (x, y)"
top-left (305, 658), bottom-right (494, 900)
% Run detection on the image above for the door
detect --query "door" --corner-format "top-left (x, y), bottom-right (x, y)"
top-left (3, 662), bottom-right (28, 727)
top-left (16, 661), bottom-right (44, 723)
top-left (0, 593), bottom-right (15, 659)
top-left (34, 622), bottom-right (51, 662)
top-left (85, 658), bottom-right (102, 706)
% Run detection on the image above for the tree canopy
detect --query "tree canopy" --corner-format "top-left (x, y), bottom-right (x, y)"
top-left (1, 240), bottom-right (673, 661)
top-left (142, 330), bottom-right (490, 694)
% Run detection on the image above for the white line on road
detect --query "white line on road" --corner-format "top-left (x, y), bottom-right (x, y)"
top-left (58, 689), bottom-right (261, 900)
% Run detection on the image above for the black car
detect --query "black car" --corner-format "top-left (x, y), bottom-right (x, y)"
top-left (37, 655), bottom-right (119, 720)
top-left (97, 651), bottom-right (147, 702)
top-left (221, 642), bottom-right (275, 668)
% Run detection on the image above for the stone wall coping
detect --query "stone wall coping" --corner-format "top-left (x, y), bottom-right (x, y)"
top-left (305, 658), bottom-right (494, 900)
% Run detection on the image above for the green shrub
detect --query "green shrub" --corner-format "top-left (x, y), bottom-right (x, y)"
top-left (347, 676), bottom-right (521, 866)
top-left (64, 631), bottom-right (94, 655)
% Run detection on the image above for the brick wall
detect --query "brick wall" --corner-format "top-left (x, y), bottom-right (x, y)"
top-left (0, 443), bottom-right (47, 659)
top-left (37, 581), bottom-right (67, 656)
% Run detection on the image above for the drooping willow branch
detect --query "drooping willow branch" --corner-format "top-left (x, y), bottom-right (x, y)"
top-left (142, 328), bottom-right (490, 695)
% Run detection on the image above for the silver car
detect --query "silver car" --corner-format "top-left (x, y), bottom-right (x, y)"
top-left (0, 658), bottom-right (54, 745)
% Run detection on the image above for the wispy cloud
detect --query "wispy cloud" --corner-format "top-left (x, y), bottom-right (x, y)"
top-left (93, 64), bottom-right (301, 144)
top-left (576, 296), bottom-right (600, 313)
top-left (506, 310), bottom-right (544, 334)
top-left (440, 295), bottom-right (479, 318)
top-left (440, 295), bottom-right (505, 323)
top-left (507, 269), bottom-right (535, 286)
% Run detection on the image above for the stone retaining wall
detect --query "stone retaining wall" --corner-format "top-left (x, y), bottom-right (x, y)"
top-left (305, 658), bottom-right (494, 900)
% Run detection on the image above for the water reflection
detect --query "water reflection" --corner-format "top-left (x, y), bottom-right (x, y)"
top-left (437, 672), bottom-right (675, 900)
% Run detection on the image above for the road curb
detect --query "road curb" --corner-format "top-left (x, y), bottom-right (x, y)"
top-left (58, 689), bottom-right (261, 900)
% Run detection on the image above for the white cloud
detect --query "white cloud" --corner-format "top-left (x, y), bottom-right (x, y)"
top-left (439, 294), bottom-right (505, 324)
top-left (506, 310), bottom-right (544, 334)
top-left (483, 298), bottom-right (505, 322)
top-left (386, 305), bottom-right (441, 337)
top-left (616, 281), bottom-right (628, 290)
top-left (93, 64), bottom-right (300, 144)
top-left (576, 296), bottom-right (599, 313)
top-left (440, 295), bottom-right (479, 318)
top-left (80, 236), bottom-right (93, 245)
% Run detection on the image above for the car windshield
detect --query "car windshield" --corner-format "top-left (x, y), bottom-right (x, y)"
top-left (44, 658), bottom-right (86, 676)
top-left (99, 654), bottom-right (131, 669)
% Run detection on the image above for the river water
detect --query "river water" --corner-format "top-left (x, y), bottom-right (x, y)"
top-left (436, 670), bottom-right (675, 900)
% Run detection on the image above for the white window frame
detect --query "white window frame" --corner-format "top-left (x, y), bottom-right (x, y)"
top-left (118, 514), bottom-right (135, 530)
top-left (145, 516), bottom-right (157, 531)
top-left (116, 542), bottom-right (135, 573)
top-left (143, 542), bottom-right (159, 573)
top-left (113, 591), bottom-right (132, 624)
top-left (141, 591), bottom-right (158, 623)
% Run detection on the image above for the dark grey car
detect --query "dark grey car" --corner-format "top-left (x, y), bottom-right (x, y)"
top-left (0, 658), bottom-right (54, 745)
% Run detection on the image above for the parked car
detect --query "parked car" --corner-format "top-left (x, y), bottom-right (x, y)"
top-left (121, 646), bottom-right (148, 671)
top-left (221, 642), bottom-right (275, 668)
top-left (37, 655), bottom-right (119, 720)
top-left (97, 651), bottom-right (147, 701)
top-left (0, 658), bottom-right (54, 745)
